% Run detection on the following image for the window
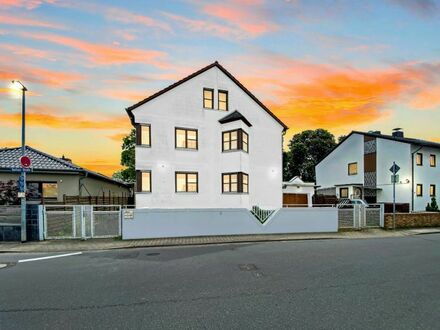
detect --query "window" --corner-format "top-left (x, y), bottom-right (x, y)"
top-left (430, 185), bottom-right (436, 197)
top-left (176, 172), bottom-right (198, 192)
top-left (222, 129), bottom-right (248, 152)
top-left (430, 154), bottom-right (436, 167)
top-left (136, 171), bottom-right (151, 192)
top-left (203, 88), bottom-right (214, 109)
top-left (26, 182), bottom-right (58, 200)
top-left (416, 153), bottom-right (423, 166)
top-left (222, 172), bottom-right (248, 193)
top-left (348, 162), bottom-right (358, 175)
top-left (175, 128), bottom-right (198, 150)
top-left (339, 187), bottom-right (349, 199)
top-left (42, 183), bottom-right (58, 199)
top-left (136, 124), bottom-right (151, 146)
top-left (218, 90), bottom-right (228, 111)
top-left (416, 184), bottom-right (423, 197)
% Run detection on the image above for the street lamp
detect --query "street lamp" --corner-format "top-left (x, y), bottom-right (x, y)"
top-left (11, 80), bottom-right (28, 242)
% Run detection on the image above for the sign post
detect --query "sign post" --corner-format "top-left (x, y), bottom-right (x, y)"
top-left (389, 162), bottom-right (400, 230)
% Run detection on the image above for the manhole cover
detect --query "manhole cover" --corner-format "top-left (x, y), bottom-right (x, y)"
top-left (239, 264), bottom-right (258, 271)
top-left (146, 252), bottom-right (160, 256)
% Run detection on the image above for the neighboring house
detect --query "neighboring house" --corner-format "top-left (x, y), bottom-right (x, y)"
top-left (315, 129), bottom-right (440, 211)
top-left (282, 176), bottom-right (315, 207)
top-left (0, 146), bottom-right (131, 204)
top-left (126, 61), bottom-right (288, 209)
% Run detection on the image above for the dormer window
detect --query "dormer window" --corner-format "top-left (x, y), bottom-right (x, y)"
top-left (203, 88), bottom-right (214, 109)
top-left (218, 90), bottom-right (228, 111)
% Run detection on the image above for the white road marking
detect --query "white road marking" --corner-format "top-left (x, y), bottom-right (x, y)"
top-left (18, 252), bottom-right (82, 263)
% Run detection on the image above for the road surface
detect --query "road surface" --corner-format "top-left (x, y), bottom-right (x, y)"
top-left (1, 234), bottom-right (440, 329)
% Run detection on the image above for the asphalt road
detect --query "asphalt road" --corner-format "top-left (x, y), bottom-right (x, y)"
top-left (1, 234), bottom-right (440, 329)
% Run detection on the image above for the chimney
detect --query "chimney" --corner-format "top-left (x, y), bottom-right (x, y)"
top-left (61, 155), bottom-right (72, 163)
top-left (392, 128), bottom-right (404, 138)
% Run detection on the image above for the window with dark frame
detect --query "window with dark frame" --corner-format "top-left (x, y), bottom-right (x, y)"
top-left (136, 124), bottom-right (151, 147)
top-left (176, 172), bottom-right (198, 193)
top-left (348, 162), bottom-right (358, 175)
top-left (222, 172), bottom-right (248, 193)
top-left (430, 184), bottom-right (436, 197)
top-left (416, 184), bottom-right (423, 197)
top-left (218, 90), bottom-right (228, 111)
top-left (175, 128), bottom-right (198, 149)
top-left (430, 154), bottom-right (436, 167)
top-left (136, 170), bottom-right (151, 193)
top-left (27, 182), bottom-right (58, 200)
top-left (222, 129), bottom-right (248, 152)
top-left (339, 187), bottom-right (349, 198)
top-left (416, 153), bottom-right (423, 166)
top-left (203, 88), bottom-right (214, 109)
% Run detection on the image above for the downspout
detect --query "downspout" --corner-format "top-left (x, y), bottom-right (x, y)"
top-left (411, 146), bottom-right (423, 212)
top-left (78, 171), bottom-right (90, 197)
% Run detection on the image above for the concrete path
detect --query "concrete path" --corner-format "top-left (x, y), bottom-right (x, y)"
top-left (2, 228), bottom-right (437, 253)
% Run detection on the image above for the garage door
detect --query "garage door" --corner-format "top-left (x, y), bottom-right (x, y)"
top-left (283, 193), bottom-right (308, 207)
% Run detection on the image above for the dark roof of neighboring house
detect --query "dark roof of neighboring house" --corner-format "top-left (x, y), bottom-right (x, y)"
top-left (125, 61), bottom-right (288, 131)
top-left (218, 110), bottom-right (252, 127)
top-left (0, 146), bottom-right (130, 187)
top-left (316, 131), bottom-right (440, 168)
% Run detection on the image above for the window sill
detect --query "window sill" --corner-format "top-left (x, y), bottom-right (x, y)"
top-left (136, 192), bottom-right (152, 194)
top-left (136, 145), bottom-right (151, 148)
top-left (175, 192), bottom-right (199, 194)
top-left (203, 107), bottom-right (228, 112)
top-left (222, 149), bottom-right (249, 154)
top-left (222, 192), bottom-right (249, 195)
top-left (175, 148), bottom-right (198, 151)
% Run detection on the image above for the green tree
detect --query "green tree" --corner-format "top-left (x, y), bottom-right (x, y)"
top-left (426, 197), bottom-right (439, 212)
top-left (283, 129), bottom-right (336, 182)
top-left (113, 129), bottom-right (136, 183)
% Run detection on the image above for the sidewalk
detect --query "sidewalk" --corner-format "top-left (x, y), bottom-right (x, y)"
top-left (3, 228), bottom-right (438, 253)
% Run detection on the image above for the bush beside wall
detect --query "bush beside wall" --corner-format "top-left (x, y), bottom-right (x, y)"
top-left (384, 212), bottom-right (440, 229)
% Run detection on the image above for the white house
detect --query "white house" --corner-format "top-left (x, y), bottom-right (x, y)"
top-left (315, 129), bottom-right (440, 211)
top-left (125, 61), bottom-right (288, 209)
top-left (282, 176), bottom-right (315, 207)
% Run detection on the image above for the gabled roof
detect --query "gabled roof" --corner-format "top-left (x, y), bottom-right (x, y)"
top-left (283, 176), bottom-right (315, 186)
top-left (125, 61), bottom-right (288, 131)
top-left (218, 110), bottom-right (252, 127)
top-left (316, 130), bottom-right (440, 168)
top-left (0, 146), bottom-right (130, 187)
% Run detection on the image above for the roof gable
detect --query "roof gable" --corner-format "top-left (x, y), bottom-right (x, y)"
top-left (218, 110), bottom-right (252, 127)
top-left (126, 61), bottom-right (288, 131)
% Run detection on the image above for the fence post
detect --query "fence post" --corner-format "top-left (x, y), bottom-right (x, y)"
top-left (72, 206), bottom-right (76, 238)
top-left (380, 204), bottom-right (385, 228)
top-left (118, 205), bottom-right (122, 236)
top-left (91, 205), bottom-right (94, 238)
top-left (38, 205), bottom-right (44, 241)
top-left (43, 205), bottom-right (48, 239)
top-left (81, 205), bottom-right (86, 239)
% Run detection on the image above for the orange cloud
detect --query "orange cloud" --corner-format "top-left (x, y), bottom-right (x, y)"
top-left (409, 85), bottom-right (440, 110)
top-left (98, 88), bottom-right (150, 102)
top-left (107, 133), bottom-right (127, 143)
top-left (0, 108), bottom-right (130, 130)
top-left (0, 44), bottom-right (57, 61)
top-left (20, 32), bottom-right (168, 67)
top-left (201, 2), bottom-right (278, 37)
top-left (0, 65), bottom-right (84, 88)
top-left (0, 14), bottom-right (62, 29)
top-left (75, 162), bottom-right (123, 177)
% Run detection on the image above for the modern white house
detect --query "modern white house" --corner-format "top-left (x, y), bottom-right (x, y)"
top-left (315, 129), bottom-right (440, 211)
top-left (126, 61), bottom-right (288, 209)
top-left (282, 176), bottom-right (315, 207)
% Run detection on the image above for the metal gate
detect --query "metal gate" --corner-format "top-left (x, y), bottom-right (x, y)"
top-left (338, 204), bottom-right (384, 229)
top-left (43, 205), bottom-right (121, 239)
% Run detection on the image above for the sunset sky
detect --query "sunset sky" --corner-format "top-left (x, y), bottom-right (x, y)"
top-left (1, 0), bottom-right (440, 176)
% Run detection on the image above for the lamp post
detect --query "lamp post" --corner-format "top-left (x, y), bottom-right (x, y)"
top-left (12, 80), bottom-right (28, 242)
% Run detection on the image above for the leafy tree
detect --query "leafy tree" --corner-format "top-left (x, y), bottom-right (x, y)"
top-left (283, 129), bottom-right (336, 182)
top-left (426, 197), bottom-right (439, 212)
top-left (0, 180), bottom-right (19, 205)
top-left (338, 135), bottom-right (347, 143)
top-left (113, 129), bottom-right (136, 183)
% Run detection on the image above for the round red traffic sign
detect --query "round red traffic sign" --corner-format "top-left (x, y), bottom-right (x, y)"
top-left (20, 156), bottom-right (31, 168)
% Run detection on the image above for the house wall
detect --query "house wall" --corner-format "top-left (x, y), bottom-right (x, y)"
top-left (412, 147), bottom-right (440, 211)
top-left (80, 176), bottom-right (130, 197)
top-left (133, 66), bottom-right (284, 209)
top-left (376, 139), bottom-right (413, 208)
top-left (122, 207), bottom-right (338, 239)
top-left (316, 133), bottom-right (364, 198)
top-left (0, 172), bottom-right (79, 202)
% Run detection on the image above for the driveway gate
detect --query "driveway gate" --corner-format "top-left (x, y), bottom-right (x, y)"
top-left (338, 204), bottom-right (384, 229)
top-left (43, 205), bottom-right (121, 239)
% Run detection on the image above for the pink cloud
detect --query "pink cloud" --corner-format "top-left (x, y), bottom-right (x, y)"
top-left (105, 7), bottom-right (172, 33)
top-left (409, 85), bottom-right (440, 110)
top-left (20, 32), bottom-right (168, 67)
top-left (0, 0), bottom-right (57, 10)
top-left (0, 14), bottom-right (63, 29)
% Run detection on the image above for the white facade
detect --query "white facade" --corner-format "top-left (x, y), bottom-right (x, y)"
top-left (129, 63), bottom-right (286, 209)
top-left (315, 131), bottom-right (440, 211)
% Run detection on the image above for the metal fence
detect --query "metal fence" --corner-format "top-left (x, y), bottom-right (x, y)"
top-left (43, 205), bottom-right (122, 239)
top-left (0, 205), bottom-right (20, 226)
top-left (338, 204), bottom-right (384, 229)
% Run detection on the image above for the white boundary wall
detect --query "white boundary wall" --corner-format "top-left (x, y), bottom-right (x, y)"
top-left (122, 207), bottom-right (338, 239)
